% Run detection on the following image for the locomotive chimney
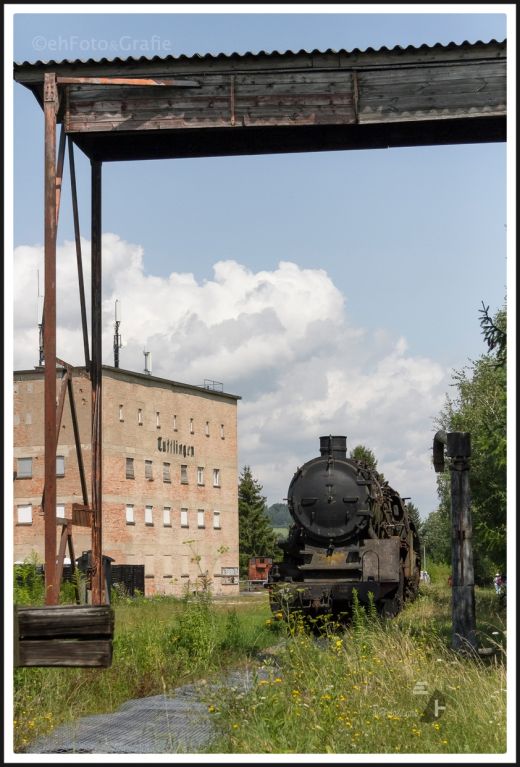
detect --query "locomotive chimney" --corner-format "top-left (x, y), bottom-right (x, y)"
top-left (319, 435), bottom-right (347, 459)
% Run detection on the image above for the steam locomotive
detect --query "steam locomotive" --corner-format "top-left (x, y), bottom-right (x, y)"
top-left (267, 436), bottom-right (421, 619)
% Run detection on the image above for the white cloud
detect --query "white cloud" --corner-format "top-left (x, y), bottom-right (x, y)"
top-left (13, 234), bottom-right (448, 516)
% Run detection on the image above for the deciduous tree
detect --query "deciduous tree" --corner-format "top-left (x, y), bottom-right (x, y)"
top-left (434, 301), bottom-right (507, 575)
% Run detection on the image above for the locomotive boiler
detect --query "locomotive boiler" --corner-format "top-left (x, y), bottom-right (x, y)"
top-left (268, 435), bottom-right (421, 619)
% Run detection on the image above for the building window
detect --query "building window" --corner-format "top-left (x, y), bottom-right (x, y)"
top-left (190, 418), bottom-right (194, 434)
top-left (56, 504), bottom-right (65, 521)
top-left (213, 469), bottom-right (221, 487)
top-left (163, 462), bottom-right (171, 483)
top-left (163, 507), bottom-right (171, 527)
top-left (156, 411), bottom-right (160, 429)
top-left (180, 508), bottom-right (189, 528)
top-left (173, 414), bottom-right (177, 431)
top-left (180, 465), bottom-right (188, 484)
top-left (56, 455), bottom-right (65, 477)
top-left (17, 504), bottom-right (32, 525)
top-left (125, 504), bottom-right (135, 525)
top-left (213, 511), bottom-right (221, 530)
top-left (205, 421), bottom-right (210, 437)
top-left (197, 510), bottom-right (205, 529)
top-left (220, 424), bottom-right (225, 439)
top-left (119, 404), bottom-right (124, 422)
top-left (145, 460), bottom-right (153, 480)
top-left (197, 467), bottom-right (204, 486)
top-left (138, 408), bottom-right (143, 425)
top-left (126, 457), bottom-right (135, 479)
top-left (17, 457), bottom-right (32, 479)
top-left (145, 505), bottom-right (154, 526)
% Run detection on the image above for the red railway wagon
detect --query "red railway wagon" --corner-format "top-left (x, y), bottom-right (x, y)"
top-left (248, 557), bottom-right (273, 583)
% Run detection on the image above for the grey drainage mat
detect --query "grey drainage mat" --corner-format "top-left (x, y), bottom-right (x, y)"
top-left (25, 665), bottom-right (274, 754)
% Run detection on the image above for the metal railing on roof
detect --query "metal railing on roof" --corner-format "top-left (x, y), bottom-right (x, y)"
top-left (203, 379), bottom-right (223, 392)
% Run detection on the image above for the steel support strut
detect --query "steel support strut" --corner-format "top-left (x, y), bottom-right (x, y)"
top-left (68, 137), bottom-right (90, 371)
top-left (91, 160), bottom-right (103, 604)
top-left (43, 73), bottom-right (58, 605)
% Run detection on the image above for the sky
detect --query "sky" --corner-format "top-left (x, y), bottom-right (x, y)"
top-left (6, 5), bottom-right (515, 519)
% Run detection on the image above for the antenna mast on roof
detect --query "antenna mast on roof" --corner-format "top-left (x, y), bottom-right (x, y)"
top-left (114, 299), bottom-right (122, 368)
top-left (37, 269), bottom-right (44, 366)
top-left (143, 349), bottom-right (152, 375)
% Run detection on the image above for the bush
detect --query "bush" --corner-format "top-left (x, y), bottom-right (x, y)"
top-left (14, 555), bottom-right (45, 605)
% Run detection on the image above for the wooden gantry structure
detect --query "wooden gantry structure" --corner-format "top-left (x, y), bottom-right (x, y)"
top-left (14, 39), bottom-right (506, 612)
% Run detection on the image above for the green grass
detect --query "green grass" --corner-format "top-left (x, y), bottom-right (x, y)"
top-left (13, 590), bottom-right (276, 752)
top-left (205, 585), bottom-right (507, 755)
top-left (13, 575), bottom-right (507, 755)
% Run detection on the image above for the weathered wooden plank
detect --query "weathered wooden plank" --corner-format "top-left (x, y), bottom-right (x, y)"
top-left (359, 94), bottom-right (505, 113)
top-left (18, 639), bottom-right (113, 668)
top-left (17, 604), bottom-right (114, 638)
top-left (69, 103), bottom-right (356, 123)
top-left (61, 55), bottom-right (505, 134)
top-left (69, 92), bottom-right (354, 111)
top-left (66, 73), bottom-right (353, 105)
top-left (67, 93), bottom-right (353, 116)
top-left (359, 60), bottom-right (504, 81)
top-left (361, 78), bottom-right (505, 98)
top-left (359, 101), bottom-right (505, 122)
top-left (72, 503), bottom-right (92, 527)
top-left (68, 114), bottom-right (357, 132)
top-left (66, 75), bottom-right (353, 101)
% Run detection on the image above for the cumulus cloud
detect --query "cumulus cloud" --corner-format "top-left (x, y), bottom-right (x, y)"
top-left (12, 234), bottom-right (448, 515)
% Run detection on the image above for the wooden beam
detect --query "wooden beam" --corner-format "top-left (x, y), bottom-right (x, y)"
top-left (17, 640), bottom-right (113, 667)
top-left (57, 76), bottom-right (200, 87)
top-left (70, 115), bottom-right (506, 163)
top-left (17, 605), bottom-right (114, 637)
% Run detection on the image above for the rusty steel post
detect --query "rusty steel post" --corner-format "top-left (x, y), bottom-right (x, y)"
top-left (67, 376), bottom-right (89, 506)
top-left (43, 73), bottom-right (58, 605)
top-left (68, 137), bottom-right (90, 371)
top-left (55, 125), bottom-right (66, 226)
top-left (91, 159), bottom-right (103, 604)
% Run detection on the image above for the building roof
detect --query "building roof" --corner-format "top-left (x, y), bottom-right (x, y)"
top-left (13, 38), bottom-right (506, 162)
top-left (14, 365), bottom-right (241, 402)
top-left (13, 39), bottom-right (506, 68)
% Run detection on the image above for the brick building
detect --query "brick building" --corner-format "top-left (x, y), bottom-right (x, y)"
top-left (13, 365), bottom-right (240, 596)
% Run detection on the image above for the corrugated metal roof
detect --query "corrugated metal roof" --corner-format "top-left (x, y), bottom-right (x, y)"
top-left (14, 38), bottom-right (506, 68)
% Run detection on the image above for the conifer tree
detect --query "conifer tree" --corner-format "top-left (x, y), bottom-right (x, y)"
top-left (238, 466), bottom-right (278, 578)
